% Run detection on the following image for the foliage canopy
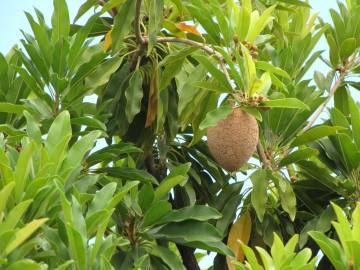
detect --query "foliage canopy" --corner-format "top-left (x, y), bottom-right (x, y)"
top-left (0, 0), bottom-right (360, 269)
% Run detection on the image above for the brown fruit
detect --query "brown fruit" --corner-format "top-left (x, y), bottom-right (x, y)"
top-left (207, 108), bottom-right (259, 172)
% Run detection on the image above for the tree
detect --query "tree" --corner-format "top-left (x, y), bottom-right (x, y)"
top-left (0, 0), bottom-right (359, 269)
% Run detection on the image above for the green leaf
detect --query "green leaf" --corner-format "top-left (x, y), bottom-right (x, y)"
top-left (216, 194), bottom-right (243, 236)
top-left (348, 241), bottom-right (360, 270)
top-left (89, 210), bottom-right (113, 268)
top-left (24, 111), bottom-right (42, 144)
top-left (255, 247), bottom-right (275, 270)
top-left (54, 261), bottom-right (74, 270)
top-left (314, 71), bottom-right (326, 90)
top-left (66, 225), bottom-right (87, 270)
top-left (71, 116), bottom-right (106, 131)
top-left (156, 205), bottom-right (222, 225)
top-left (159, 47), bottom-right (198, 90)
top-left (261, 98), bottom-right (310, 110)
top-left (192, 81), bottom-right (230, 94)
top-left (94, 167), bottom-right (158, 184)
top-left (15, 67), bottom-right (46, 103)
top-left (151, 245), bottom-right (186, 270)
top-left (0, 125), bottom-right (25, 138)
top-left (246, 5), bottom-right (276, 43)
top-left (85, 56), bottom-right (124, 89)
top-left (86, 210), bottom-right (109, 236)
top-left (297, 160), bottom-right (342, 195)
top-left (274, 0), bottom-right (311, 7)
top-left (61, 131), bottom-right (101, 177)
top-left (249, 72), bottom-right (272, 96)
top-left (241, 107), bottom-right (262, 121)
top-left (308, 231), bottom-right (347, 270)
top-left (71, 196), bottom-right (87, 239)
top-left (352, 202), bottom-right (360, 242)
top-left (87, 183), bottom-right (117, 217)
top-left (241, 44), bottom-right (256, 90)
top-left (326, 34), bottom-right (340, 66)
top-left (240, 243), bottom-right (263, 270)
top-left (349, 96), bottom-right (360, 150)
top-left (14, 142), bottom-right (36, 201)
top-left (256, 61), bottom-right (291, 80)
top-left (272, 174), bottom-right (297, 221)
top-left (69, 13), bottom-right (100, 69)
top-left (5, 218), bottom-right (48, 255)
top-left (101, 0), bottom-right (126, 14)
top-left (199, 105), bottom-right (233, 130)
top-left (340, 37), bottom-right (356, 60)
top-left (148, 0), bottom-right (164, 54)
top-left (0, 182), bottom-right (15, 214)
top-left (250, 170), bottom-right (268, 222)
top-left (211, 2), bottom-right (232, 46)
top-left (51, 0), bottom-right (70, 43)
top-left (154, 163), bottom-right (191, 200)
top-left (4, 260), bottom-right (43, 270)
top-left (74, 0), bottom-right (98, 22)
top-left (331, 203), bottom-right (352, 250)
top-left (237, 0), bottom-right (251, 41)
top-left (107, 181), bottom-right (140, 210)
top-left (125, 70), bottom-right (144, 123)
top-left (45, 110), bottom-right (71, 155)
top-left (151, 220), bottom-right (233, 256)
top-left (193, 55), bottom-right (232, 92)
top-left (24, 12), bottom-right (52, 63)
top-left (186, 3), bottom-right (220, 44)
top-left (0, 103), bottom-right (24, 115)
top-left (86, 143), bottom-right (142, 166)
top-left (138, 184), bottom-right (155, 212)
top-left (279, 148), bottom-right (319, 167)
top-left (291, 126), bottom-right (345, 147)
top-left (111, 0), bottom-right (136, 51)
top-left (68, 53), bottom-right (107, 100)
top-left (143, 200), bottom-right (172, 227)
top-left (0, 199), bottom-right (33, 232)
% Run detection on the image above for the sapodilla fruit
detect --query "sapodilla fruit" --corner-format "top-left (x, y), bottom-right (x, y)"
top-left (207, 108), bottom-right (259, 172)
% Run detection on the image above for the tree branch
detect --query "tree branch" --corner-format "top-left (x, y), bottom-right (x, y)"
top-left (147, 36), bottom-right (232, 87)
top-left (135, 0), bottom-right (145, 45)
top-left (302, 71), bottom-right (345, 132)
top-left (303, 55), bottom-right (356, 132)
top-left (257, 142), bottom-right (271, 169)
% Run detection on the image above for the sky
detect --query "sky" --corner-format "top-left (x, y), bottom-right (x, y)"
top-left (0, 0), bottom-right (338, 54)
top-left (0, 0), bottom-right (348, 269)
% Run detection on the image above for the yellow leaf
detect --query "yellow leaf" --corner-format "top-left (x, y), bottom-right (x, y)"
top-left (226, 211), bottom-right (252, 270)
top-left (104, 29), bottom-right (113, 52)
top-left (5, 218), bottom-right (48, 255)
top-left (176, 22), bottom-right (201, 36)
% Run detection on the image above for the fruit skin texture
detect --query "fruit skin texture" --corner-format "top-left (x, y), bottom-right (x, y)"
top-left (207, 108), bottom-right (259, 172)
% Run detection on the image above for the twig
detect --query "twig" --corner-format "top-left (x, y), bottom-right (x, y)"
top-left (303, 55), bottom-right (356, 132)
top-left (147, 36), bottom-right (232, 87)
top-left (257, 142), bottom-right (271, 169)
top-left (303, 71), bottom-right (345, 132)
top-left (130, 0), bottom-right (146, 70)
top-left (135, 0), bottom-right (144, 45)
top-left (156, 37), bottom-right (223, 61)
